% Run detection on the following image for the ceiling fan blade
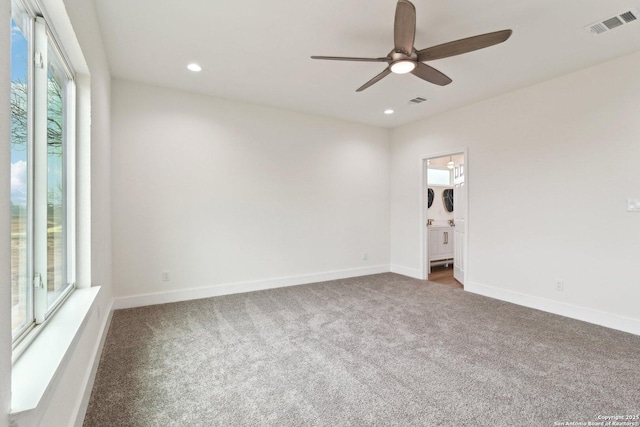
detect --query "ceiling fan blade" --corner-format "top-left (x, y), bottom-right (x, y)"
top-left (394, 0), bottom-right (416, 56)
top-left (311, 56), bottom-right (388, 62)
top-left (417, 29), bottom-right (512, 62)
top-left (411, 62), bottom-right (452, 86)
top-left (356, 68), bottom-right (392, 92)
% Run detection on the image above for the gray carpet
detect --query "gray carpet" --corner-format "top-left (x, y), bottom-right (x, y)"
top-left (84, 273), bottom-right (640, 426)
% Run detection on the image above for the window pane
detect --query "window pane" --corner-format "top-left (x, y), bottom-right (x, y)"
top-left (46, 47), bottom-right (69, 308)
top-left (428, 168), bottom-right (451, 186)
top-left (11, 17), bottom-right (31, 337)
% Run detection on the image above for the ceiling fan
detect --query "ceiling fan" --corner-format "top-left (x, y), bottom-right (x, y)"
top-left (311, 0), bottom-right (512, 92)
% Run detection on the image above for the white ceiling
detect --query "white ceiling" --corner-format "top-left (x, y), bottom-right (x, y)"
top-left (93, 0), bottom-right (640, 128)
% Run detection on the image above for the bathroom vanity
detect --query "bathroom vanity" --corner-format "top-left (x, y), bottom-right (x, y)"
top-left (428, 226), bottom-right (454, 267)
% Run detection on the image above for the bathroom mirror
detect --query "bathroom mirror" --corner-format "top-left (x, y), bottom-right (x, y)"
top-left (443, 189), bottom-right (454, 212)
top-left (427, 188), bottom-right (434, 208)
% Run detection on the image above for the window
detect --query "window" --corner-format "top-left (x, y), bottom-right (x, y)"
top-left (427, 167), bottom-right (452, 186)
top-left (10, 6), bottom-right (31, 340)
top-left (11, 0), bottom-right (76, 346)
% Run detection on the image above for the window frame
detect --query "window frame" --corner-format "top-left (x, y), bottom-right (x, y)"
top-left (10, 0), bottom-right (77, 352)
top-left (10, 0), bottom-right (35, 345)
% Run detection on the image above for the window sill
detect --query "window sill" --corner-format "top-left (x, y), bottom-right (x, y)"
top-left (11, 286), bottom-right (101, 417)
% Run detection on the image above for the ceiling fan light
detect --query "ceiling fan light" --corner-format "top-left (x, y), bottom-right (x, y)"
top-left (187, 63), bottom-right (202, 72)
top-left (390, 60), bottom-right (416, 74)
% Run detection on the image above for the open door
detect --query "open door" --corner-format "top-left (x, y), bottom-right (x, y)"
top-left (453, 163), bottom-right (465, 285)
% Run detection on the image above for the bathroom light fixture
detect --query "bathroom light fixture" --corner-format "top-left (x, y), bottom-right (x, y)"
top-left (447, 156), bottom-right (454, 169)
top-left (384, 109), bottom-right (394, 115)
top-left (187, 63), bottom-right (202, 72)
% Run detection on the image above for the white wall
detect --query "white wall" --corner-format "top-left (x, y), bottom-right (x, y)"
top-left (1, 0), bottom-right (13, 425)
top-left (111, 80), bottom-right (390, 302)
top-left (391, 50), bottom-right (640, 330)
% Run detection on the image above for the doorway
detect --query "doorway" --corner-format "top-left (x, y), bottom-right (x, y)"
top-left (422, 151), bottom-right (467, 288)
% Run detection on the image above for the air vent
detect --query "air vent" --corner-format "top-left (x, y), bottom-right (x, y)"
top-left (585, 9), bottom-right (638, 35)
top-left (603, 17), bottom-right (623, 29)
top-left (408, 96), bottom-right (427, 105)
top-left (621, 11), bottom-right (637, 23)
top-left (589, 23), bottom-right (608, 34)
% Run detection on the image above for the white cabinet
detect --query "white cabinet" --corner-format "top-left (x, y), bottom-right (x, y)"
top-left (429, 226), bottom-right (454, 266)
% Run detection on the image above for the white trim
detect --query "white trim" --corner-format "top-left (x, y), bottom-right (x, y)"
top-left (74, 73), bottom-right (91, 288)
top-left (390, 264), bottom-right (423, 279)
top-left (65, 79), bottom-right (77, 287)
top-left (420, 157), bottom-right (427, 280)
top-left (113, 265), bottom-right (391, 310)
top-left (72, 298), bottom-right (113, 427)
top-left (11, 287), bottom-right (101, 422)
top-left (420, 149), bottom-right (469, 283)
top-left (12, 284), bottom-right (75, 363)
top-left (465, 281), bottom-right (640, 336)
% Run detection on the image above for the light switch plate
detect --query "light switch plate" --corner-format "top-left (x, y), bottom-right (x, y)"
top-left (627, 199), bottom-right (640, 212)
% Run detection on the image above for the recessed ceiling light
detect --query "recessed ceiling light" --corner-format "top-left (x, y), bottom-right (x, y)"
top-left (384, 109), bottom-right (394, 115)
top-left (187, 63), bottom-right (202, 72)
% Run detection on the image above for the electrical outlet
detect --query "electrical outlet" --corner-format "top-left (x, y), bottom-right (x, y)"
top-left (555, 279), bottom-right (564, 291)
top-left (162, 271), bottom-right (170, 282)
top-left (362, 252), bottom-right (368, 261)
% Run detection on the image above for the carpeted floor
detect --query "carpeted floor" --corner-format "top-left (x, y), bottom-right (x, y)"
top-left (83, 273), bottom-right (640, 426)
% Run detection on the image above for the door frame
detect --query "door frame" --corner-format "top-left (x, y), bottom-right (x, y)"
top-left (419, 148), bottom-right (469, 284)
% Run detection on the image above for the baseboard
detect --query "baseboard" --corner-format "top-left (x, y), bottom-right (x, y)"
top-left (72, 297), bottom-right (114, 427)
top-left (465, 281), bottom-right (640, 336)
top-left (390, 264), bottom-right (423, 280)
top-left (113, 265), bottom-right (391, 310)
